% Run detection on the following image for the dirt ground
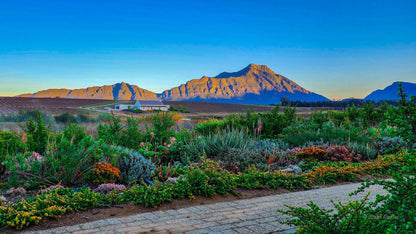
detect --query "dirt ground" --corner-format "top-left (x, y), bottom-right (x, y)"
top-left (0, 97), bottom-right (111, 115)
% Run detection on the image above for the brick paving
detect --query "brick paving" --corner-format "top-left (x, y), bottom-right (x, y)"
top-left (25, 182), bottom-right (387, 234)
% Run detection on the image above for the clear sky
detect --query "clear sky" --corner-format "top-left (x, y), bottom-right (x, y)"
top-left (0, 0), bottom-right (415, 100)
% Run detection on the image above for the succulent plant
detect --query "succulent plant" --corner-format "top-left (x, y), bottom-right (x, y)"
top-left (118, 149), bottom-right (156, 184)
top-left (372, 137), bottom-right (405, 155)
top-left (256, 139), bottom-right (290, 155)
top-left (216, 147), bottom-right (266, 173)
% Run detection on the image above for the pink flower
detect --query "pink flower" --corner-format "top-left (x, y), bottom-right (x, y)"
top-left (140, 142), bottom-right (145, 146)
top-left (170, 137), bottom-right (176, 144)
top-left (150, 132), bottom-right (155, 137)
top-left (32, 152), bottom-right (41, 162)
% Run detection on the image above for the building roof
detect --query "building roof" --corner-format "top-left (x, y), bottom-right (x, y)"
top-left (136, 100), bottom-right (167, 106)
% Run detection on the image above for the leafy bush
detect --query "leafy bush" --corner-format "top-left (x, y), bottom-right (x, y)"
top-left (97, 113), bottom-right (122, 145)
top-left (282, 121), bottom-right (370, 147)
top-left (168, 105), bottom-right (189, 113)
top-left (0, 187), bottom-right (112, 229)
top-left (54, 112), bottom-right (78, 123)
top-left (0, 131), bottom-right (25, 162)
top-left (118, 149), bottom-right (156, 184)
top-left (179, 158), bottom-right (236, 196)
top-left (386, 82), bottom-right (416, 143)
top-left (23, 111), bottom-right (49, 155)
top-left (324, 145), bottom-right (361, 162)
top-left (0, 110), bottom-right (53, 123)
top-left (5, 127), bottom-right (122, 188)
top-left (87, 162), bottom-right (121, 185)
top-left (296, 147), bottom-right (327, 161)
top-left (149, 112), bottom-right (175, 145)
top-left (278, 152), bottom-right (415, 233)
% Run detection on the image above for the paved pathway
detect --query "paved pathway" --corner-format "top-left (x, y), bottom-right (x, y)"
top-left (26, 182), bottom-right (388, 234)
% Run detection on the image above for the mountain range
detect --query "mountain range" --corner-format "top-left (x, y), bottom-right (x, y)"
top-left (18, 82), bottom-right (158, 100)
top-left (364, 82), bottom-right (416, 102)
top-left (17, 64), bottom-right (416, 104)
top-left (160, 64), bottom-right (328, 104)
top-left (18, 64), bottom-right (329, 104)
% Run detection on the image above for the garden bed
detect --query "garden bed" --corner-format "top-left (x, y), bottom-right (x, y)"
top-left (0, 95), bottom-right (415, 231)
top-left (0, 174), bottom-right (389, 233)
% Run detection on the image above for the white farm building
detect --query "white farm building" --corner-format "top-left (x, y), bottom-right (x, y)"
top-left (114, 100), bottom-right (170, 111)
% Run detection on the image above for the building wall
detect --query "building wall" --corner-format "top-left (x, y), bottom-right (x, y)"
top-left (114, 105), bottom-right (131, 110)
top-left (141, 106), bottom-right (169, 111)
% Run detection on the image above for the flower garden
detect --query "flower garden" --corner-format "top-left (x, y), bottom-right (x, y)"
top-left (0, 85), bottom-right (415, 232)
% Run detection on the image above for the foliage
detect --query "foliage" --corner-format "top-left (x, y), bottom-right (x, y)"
top-left (278, 194), bottom-right (375, 233)
top-left (372, 136), bottom-right (405, 155)
top-left (0, 187), bottom-right (112, 229)
top-left (54, 112), bottom-right (97, 123)
top-left (296, 147), bottom-right (327, 161)
top-left (97, 112), bottom-right (123, 145)
top-left (282, 121), bottom-right (371, 148)
top-left (216, 148), bottom-right (267, 173)
top-left (256, 138), bottom-right (290, 154)
top-left (0, 153), bottom-right (407, 230)
top-left (121, 117), bottom-right (142, 149)
top-left (236, 166), bottom-right (311, 190)
top-left (386, 82), bottom-right (416, 144)
top-left (5, 125), bottom-right (122, 187)
top-left (94, 183), bottom-right (126, 194)
top-left (278, 152), bottom-right (414, 233)
top-left (179, 158), bottom-right (236, 196)
top-left (86, 162), bottom-right (121, 185)
top-left (194, 106), bottom-right (295, 139)
top-left (149, 112), bottom-right (176, 145)
top-left (324, 145), bottom-right (361, 162)
top-left (0, 110), bottom-right (54, 123)
top-left (117, 149), bottom-right (156, 184)
top-left (22, 110), bottom-right (49, 155)
top-left (184, 129), bottom-right (254, 163)
top-left (168, 105), bottom-right (189, 113)
top-left (0, 131), bottom-right (25, 162)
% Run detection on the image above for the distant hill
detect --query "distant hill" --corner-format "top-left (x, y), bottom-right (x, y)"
top-left (16, 64), bottom-right (330, 104)
top-left (364, 82), bottom-right (416, 102)
top-left (17, 82), bottom-right (158, 100)
top-left (159, 64), bottom-right (329, 104)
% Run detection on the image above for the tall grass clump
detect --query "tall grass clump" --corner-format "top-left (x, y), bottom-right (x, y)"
top-left (184, 129), bottom-right (254, 163)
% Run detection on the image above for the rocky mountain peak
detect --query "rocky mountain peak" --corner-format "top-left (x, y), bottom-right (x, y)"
top-left (160, 64), bottom-right (329, 104)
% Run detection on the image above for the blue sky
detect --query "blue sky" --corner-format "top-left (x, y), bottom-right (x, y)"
top-left (0, 0), bottom-right (415, 99)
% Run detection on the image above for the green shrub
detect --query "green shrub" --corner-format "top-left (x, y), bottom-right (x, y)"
top-left (348, 142), bottom-right (378, 160)
top-left (278, 152), bottom-right (416, 233)
top-left (22, 111), bottom-right (49, 155)
top-left (0, 131), bottom-right (25, 161)
top-left (54, 112), bottom-right (77, 123)
top-left (0, 186), bottom-right (112, 229)
top-left (97, 113), bottom-right (122, 145)
top-left (5, 130), bottom-right (122, 188)
top-left (179, 158), bottom-right (236, 196)
top-left (149, 112), bottom-right (175, 145)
